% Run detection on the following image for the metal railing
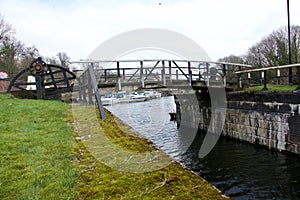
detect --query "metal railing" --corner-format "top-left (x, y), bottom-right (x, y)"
top-left (236, 63), bottom-right (300, 90)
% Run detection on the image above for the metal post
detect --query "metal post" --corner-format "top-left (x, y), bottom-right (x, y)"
top-left (162, 60), bottom-right (166, 87)
top-left (116, 61), bottom-right (120, 77)
top-left (237, 66), bottom-right (241, 90)
top-left (168, 61), bottom-right (172, 83)
top-left (248, 73), bottom-right (251, 85)
top-left (104, 69), bottom-right (107, 82)
top-left (262, 70), bottom-right (268, 90)
top-left (188, 61), bottom-right (192, 86)
top-left (176, 70), bottom-right (179, 80)
top-left (89, 64), bottom-right (106, 120)
top-left (222, 64), bottom-right (226, 87)
top-left (117, 61), bottom-right (122, 91)
top-left (277, 69), bottom-right (281, 85)
top-left (140, 61), bottom-right (145, 88)
top-left (206, 63), bottom-right (210, 87)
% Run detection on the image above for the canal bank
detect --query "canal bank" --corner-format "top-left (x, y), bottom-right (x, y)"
top-left (72, 105), bottom-right (228, 199)
top-left (175, 90), bottom-right (300, 155)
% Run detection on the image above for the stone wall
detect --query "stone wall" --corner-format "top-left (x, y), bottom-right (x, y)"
top-left (225, 91), bottom-right (300, 154)
top-left (175, 91), bottom-right (300, 155)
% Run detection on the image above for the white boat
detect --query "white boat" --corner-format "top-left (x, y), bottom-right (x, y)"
top-left (117, 92), bottom-right (146, 103)
top-left (144, 90), bottom-right (161, 99)
top-left (101, 94), bottom-right (119, 106)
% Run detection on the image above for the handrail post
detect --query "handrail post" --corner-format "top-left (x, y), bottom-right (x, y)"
top-left (206, 63), bottom-right (210, 87)
top-left (188, 61), bottom-right (192, 86)
top-left (247, 72), bottom-right (251, 85)
top-left (262, 70), bottom-right (268, 91)
top-left (222, 64), bottom-right (226, 87)
top-left (237, 66), bottom-right (241, 90)
top-left (168, 61), bottom-right (172, 84)
top-left (162, 60), bottom-right (166, 87)
top-left (277, 69), bottom-right (281, 85)
top-left (123, 69), bottom-right (125, 80)
top-left (140, 61), bottom-right (144, 88)
top-left (117, 61), bottom-right (122, 91)
top-left (104, 69), bottom-right (107, 82)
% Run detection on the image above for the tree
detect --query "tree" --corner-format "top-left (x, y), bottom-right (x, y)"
top-left (245, 25), bottom-right (300, 84)
top-left (218, 54), bottom-right (246, 82)
top-left (0, 15), bottom-right (40, 77)
top-left (18, 45), bottom-right (39, 69)
top-left (56, 52), bottom-right (70, 69)
top-left (0, 15), bottom-right (14, 42)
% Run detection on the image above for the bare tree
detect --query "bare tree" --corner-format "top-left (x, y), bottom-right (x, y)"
top-left (0, 15), bottom-right (40, 77)
top-left (56, 52), bottom-right (70, 68)
top-left (18, 45), bottom-right (39, 68)
top-left (0, 14), bottom-right (14, 42)
top-left (246, 26), bottom-right (300, 66)
top-left (245, 25), bottom-right (300, 84)
top-left (218, 54), bottom-right (246, 82)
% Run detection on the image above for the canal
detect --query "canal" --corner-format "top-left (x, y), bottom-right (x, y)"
top-left (105, 96), bottom-right (300, 199)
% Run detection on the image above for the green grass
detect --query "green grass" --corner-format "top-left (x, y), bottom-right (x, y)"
top-left (0, 94), bottom-right (227, 199)
top-left (0, 94), bottom-right (78, 199)
top-left (245, 84), bottom-right (298, 91)
top-left (74, 107), bottom-right (227, 199)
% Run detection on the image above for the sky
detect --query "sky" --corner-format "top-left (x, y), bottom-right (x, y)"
top-left (0, 0), bottom-right (300, 62)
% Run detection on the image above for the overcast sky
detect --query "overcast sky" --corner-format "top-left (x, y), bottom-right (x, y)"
top-left (0, 0), bottom-right (299, 61)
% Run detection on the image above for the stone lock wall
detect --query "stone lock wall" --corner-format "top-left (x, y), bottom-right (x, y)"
top-left (175, 91), bottom-right (300, 155)
top-left (225, 91), bottom-right (300, 154)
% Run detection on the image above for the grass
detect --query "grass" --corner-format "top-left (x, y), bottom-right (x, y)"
top-left (0, 94), bottom-right (228, 199)
top-left (0, 94), bottom-right (78, 199)
top-left (245, 84), bottom-right (298, 91)
top-left (73, 106), bottom-right (227, 199)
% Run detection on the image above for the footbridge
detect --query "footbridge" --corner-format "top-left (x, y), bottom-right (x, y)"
top-left (72, 59), bottom-right (252, 92)
top-left (70, 59), bottom-right (251, 120)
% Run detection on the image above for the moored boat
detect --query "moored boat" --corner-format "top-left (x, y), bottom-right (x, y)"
top-left (101, 94), bottom-right (119, 106)
top-left (117, 92), bottom-right (146, 103)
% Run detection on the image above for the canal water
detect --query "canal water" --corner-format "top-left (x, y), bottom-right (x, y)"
top-left (105, 96), bottom-right (300, 199)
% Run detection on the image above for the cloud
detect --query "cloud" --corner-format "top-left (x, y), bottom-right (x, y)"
top-left (0, 0), bottom-right (299, 61)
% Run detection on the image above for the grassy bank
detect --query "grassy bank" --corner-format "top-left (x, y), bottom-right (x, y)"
top-left (0, 94), bottom-right (227, 199)
top-left (0, 94), bottom-right (77, 199)
top-left (245, 84), bottom-right (297, 91)
top-left (74, 106), bottom-right (227, 199)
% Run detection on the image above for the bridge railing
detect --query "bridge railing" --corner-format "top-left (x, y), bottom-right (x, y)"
top-left (71, 59), bottom-right (251, 90)
top-left (235, 63), bottom-right (300, 90)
